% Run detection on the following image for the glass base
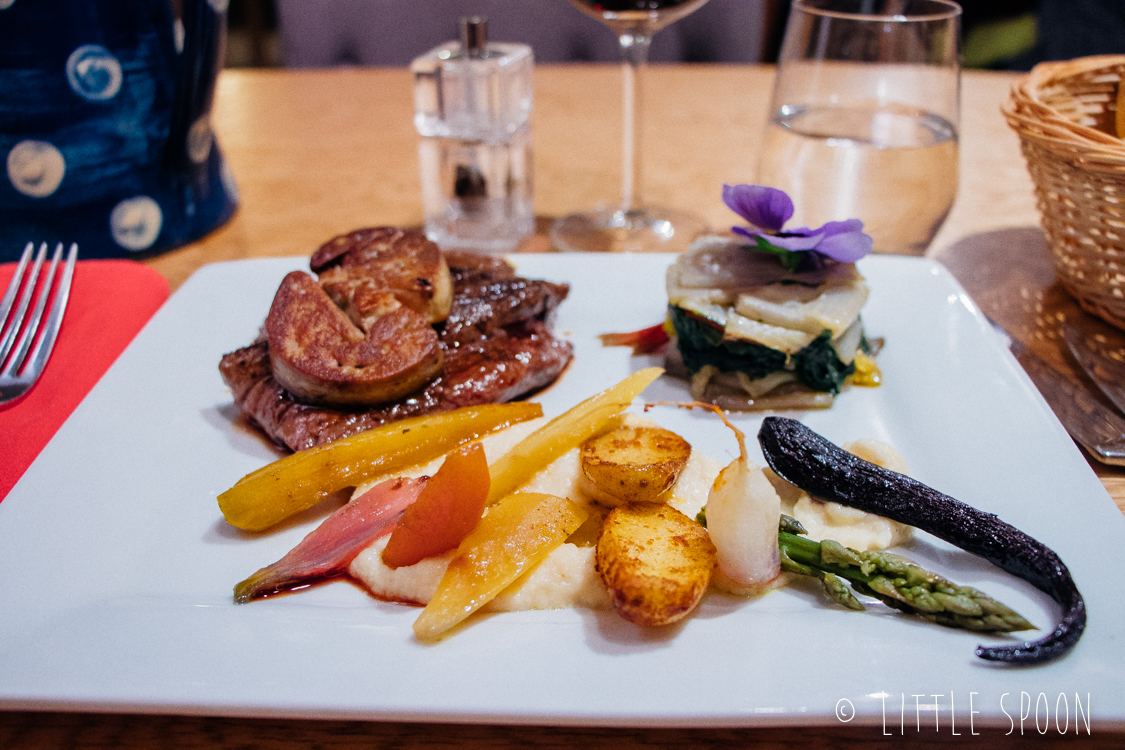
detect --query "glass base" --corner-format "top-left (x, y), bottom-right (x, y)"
top-left (549, 207), bottom-right (709, 253)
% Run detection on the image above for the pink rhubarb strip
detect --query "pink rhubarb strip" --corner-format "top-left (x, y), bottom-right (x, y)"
top-left (234, 476), bottom-right (428, 602)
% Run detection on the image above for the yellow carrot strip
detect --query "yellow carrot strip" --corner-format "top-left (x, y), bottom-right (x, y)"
top-left (485, 367), bottom-right (664, 504)
top-left (413, 492), bottom-right (588, 641)
top-left (219, 402), bottom-right (542, 531)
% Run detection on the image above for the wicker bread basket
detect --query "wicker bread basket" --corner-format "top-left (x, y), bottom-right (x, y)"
top-left (1002, 55), bottom-right (1125, 330)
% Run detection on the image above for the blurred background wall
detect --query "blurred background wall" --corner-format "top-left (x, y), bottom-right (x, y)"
top-left (224, 0), bottom-right (777, 67)
top-left (223, 0), bottom-right (1124, 71)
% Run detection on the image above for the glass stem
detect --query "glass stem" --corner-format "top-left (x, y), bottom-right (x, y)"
top-left (618, 31), bottom-right (651, 216)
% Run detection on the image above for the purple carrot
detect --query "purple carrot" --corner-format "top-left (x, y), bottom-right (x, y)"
top-left (758, 417), bottom-right (1085, 665)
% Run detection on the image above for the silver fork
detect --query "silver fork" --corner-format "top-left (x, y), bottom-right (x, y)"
top-left (990, 318), bottom-right (1125, 465)
top-left (1063, 324), bottom-right (1125, 418)
top-left (0, 242), bottom-right (78, 407)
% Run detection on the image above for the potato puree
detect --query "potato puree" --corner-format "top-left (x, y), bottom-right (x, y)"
top-left (349, 414), bottom-right (719, 611)
top-left (767, 439), bottom-right (914, 552)
top-left (347, 416), bottom-right (912, 611)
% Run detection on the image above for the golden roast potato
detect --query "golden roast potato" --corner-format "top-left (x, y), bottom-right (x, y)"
top-left (580, 424), bottom-right (691, 506)
top-left (596, 501), bottom-right (716, 627)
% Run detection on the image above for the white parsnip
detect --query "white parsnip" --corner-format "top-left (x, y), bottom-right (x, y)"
top-left (704, 410), bottom-right (781, 587)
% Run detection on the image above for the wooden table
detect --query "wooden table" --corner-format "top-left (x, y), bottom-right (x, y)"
top-left (144, 65), bottom-right (1038, 286)
top-left (3, 64), bottom-right (1121, 749)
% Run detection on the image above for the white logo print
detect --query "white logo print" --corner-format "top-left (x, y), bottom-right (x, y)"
top-left (66, 45), bottom-right (124, 101)
top-left (110, 196), bottom-right (164, 251)
top-left (7, 140), bottom-right (66, 198)
top-left (220, 158), bottom-right (239, 204)
top-left (187, 115), bottom-right (213, 164)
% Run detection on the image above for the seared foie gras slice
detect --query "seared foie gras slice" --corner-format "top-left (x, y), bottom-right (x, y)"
top-left (221, 253), bottom-right (573, 451)
top-left (312, 227), bottom-right (453, 324)
top-left (266, 271), bottom-right (443, 407)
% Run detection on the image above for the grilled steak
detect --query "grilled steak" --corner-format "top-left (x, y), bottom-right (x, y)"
top-left (219, 251), bottom-right (572, 452)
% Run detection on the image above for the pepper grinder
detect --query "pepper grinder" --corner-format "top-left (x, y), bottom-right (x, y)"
top-left (411, 16), bottom-right (534, 253)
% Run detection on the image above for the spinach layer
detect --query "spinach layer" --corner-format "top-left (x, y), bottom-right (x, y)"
top-left (669, 305), bottom-right (854, 394)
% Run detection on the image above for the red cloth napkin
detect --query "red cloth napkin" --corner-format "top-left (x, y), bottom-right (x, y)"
top-left (0, 259), bottom-right (169, 500)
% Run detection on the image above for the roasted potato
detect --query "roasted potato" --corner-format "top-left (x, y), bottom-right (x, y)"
top-left (580, 424), bottom-right (691, 506)
top-left (596, 502), bottom-right (716, 627)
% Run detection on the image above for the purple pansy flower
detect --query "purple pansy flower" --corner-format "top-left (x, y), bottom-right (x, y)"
top-left (722, 183), bottom-right (873, 265)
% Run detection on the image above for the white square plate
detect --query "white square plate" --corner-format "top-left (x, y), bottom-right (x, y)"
top-left (2, 254), bottom-right (1123, 730)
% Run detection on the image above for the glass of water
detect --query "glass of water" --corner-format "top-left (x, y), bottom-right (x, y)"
top-left (758, 0), bottom-right (961, 256)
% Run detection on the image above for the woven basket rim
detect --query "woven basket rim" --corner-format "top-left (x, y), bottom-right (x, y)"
top-left (1003, 55), bottom-right (1125, 153)
top-left (1004, 114), bottom-right (1125, 171)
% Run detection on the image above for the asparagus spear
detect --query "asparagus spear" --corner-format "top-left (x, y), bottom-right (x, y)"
top-left (697, 510), bottom-right (1033, 633)
top-left (777, 519), bottom-right (1034, 633)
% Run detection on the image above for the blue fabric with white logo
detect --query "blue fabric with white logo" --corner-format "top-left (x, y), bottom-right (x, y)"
top-left (0, 0), bottom-right (237, 261)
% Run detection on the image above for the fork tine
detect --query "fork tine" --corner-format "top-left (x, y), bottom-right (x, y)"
top-left (3, 242), bottom-right (66, 377)
top-left (20, 243), bottom-right (77, 379)
top-left (0, 242), bottom-right (47, 366)
top-left (0, 242), bottom-right (34, 327)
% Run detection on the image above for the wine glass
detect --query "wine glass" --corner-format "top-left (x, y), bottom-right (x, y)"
top-left (550, 0), bottom-right (711, 253)
top-left (757, 0), bottom-right (962, 256)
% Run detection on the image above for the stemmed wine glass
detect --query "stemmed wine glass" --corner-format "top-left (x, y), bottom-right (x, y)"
top-left (550, 0), bottom-right (711, 253)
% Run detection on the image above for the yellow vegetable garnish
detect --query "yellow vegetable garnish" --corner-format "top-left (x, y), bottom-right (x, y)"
top-left (1117, 80), bottom-right (1125, 139)
top-left (851, 351), bottom-right (882, 387)
top-left (413, 492), bottom-right (588, 641)
top-left (218, 403), bottom-right (543, 531)
top-left (485, 367), bottom-right (664, 504)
